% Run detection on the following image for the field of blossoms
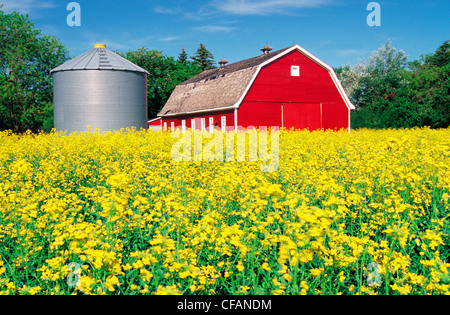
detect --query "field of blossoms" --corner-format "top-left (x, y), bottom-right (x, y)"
top-left (0, 127), bottom-right (449, 295)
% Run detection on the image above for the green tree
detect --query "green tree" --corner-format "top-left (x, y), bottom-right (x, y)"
top-left (0, 7), bottom-right (69, 133)
top-left (405, 41), bottom-right (450, 128)
top-left (426, 40), bottom-right (449, 68)
top-left (191, 43), bottom-right (216, 71)
top-left (339, 41), bottom-right (412, 128)
top-left (178, 47), bottom-right (188, 65)
top-left (353, 40), bottom-right (408, 109)
top-left (119, 47), bottom-right (202, 118)
top-left (347, 40), bottom-right (449, 129)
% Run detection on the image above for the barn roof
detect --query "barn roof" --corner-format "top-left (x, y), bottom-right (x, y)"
top-left (158, 45), bottom-right (355, 117)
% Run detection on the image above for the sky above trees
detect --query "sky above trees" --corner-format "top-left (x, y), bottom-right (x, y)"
top-left (0, 0), bottom-right (448, 67)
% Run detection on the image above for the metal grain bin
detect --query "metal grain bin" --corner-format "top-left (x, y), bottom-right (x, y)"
top-left (51, 44), bottom-right (148, 134)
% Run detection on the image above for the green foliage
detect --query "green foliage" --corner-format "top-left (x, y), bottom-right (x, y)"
top-left (404, 41), bottom-right (450, 129)
top-left (191, 43), bottom-right (216, 71)
top-left (119, 48), bottom-right (203, 118)
top-left (425, 40), bottom-right (450, 68)
top-left (178, 47), bottom-right (188, 65)
top-left (341, 40), bottom-right (450, 129)
top-left (0, 8), bottom-right (69, 133)
top-left (352, 40), bottom-right (408, 109)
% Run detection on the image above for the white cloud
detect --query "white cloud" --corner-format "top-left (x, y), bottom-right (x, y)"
top-left (192, 25), bottom-right (237, 33)
top-left (157, 36), bottom-right (181, 42)
top-left (211, 0), bottom-right (330, 15)
top-left (0, 0), bottom-right (56, 15)
top-left (153, 6), bottom-right (182, 15)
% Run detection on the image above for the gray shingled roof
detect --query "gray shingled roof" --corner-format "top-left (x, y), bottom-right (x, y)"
top-left (158, 46), bottom-right (293, 116)
top-left (51, 45), bottom-right (149, 74)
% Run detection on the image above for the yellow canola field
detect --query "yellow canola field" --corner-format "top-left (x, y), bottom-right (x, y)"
top-left (0, 127), bottom-right (449, 295)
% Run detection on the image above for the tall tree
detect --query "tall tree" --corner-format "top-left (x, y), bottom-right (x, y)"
top-left (178, 47), bottom-right (188, 65)
top-left (0, 7), bottom-right (69, 132)
top-left (426, 40), bottom-right (450, 68)
top-left (191, 43), bottom-right (216, 71)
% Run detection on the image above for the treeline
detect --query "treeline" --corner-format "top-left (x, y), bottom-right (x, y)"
top-left (0, 8), bottom-right (69, 133)
top-left (0, 8), bottom-right (448, 133)
top-left (117, 44), bottom-right (216, 118)
top-left (336, 40), bottom-right (449, 129)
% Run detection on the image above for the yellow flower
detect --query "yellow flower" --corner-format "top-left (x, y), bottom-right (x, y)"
top-left (240, 286), bottom-right (250, 293)
top-left (339, 271), bottom-right (346, 282)
top-left (272, 277), bottom-right (282, 286)
top-left (390, 283), bottom-right (413, 295)
top-left (261, 262), bottom-right (271, 271)
top-left (154, 285), bottom-right (182, 295)
top-left (283, 273), bottom-right (293, 282)
top-left (0, 127), bottom-right (449, 295)
top-left (310, 268), bottom-right (324, 277)
top-left (179, 270), bottom-right (190, 279)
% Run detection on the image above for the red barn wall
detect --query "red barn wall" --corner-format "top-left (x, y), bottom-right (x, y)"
top-left (237, 50), bottom-right (349, 131)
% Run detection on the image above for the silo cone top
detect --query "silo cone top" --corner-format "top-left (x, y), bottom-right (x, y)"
top-left (51, 44), bottom-right (149, 74)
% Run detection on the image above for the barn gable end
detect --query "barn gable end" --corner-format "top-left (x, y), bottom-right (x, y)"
top-left (158, 44), bottom-right (355, 132)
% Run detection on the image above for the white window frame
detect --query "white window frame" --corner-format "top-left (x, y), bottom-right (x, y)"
top-left (170, 122), bottom-right (175, 131)
top-left (182, 120), bottom-right (186, 133)
top-left (201, 118), bottom-right (206, 132)
top-left (209, 117), bottom-right (214, 132)
top-left (221, 116), bottom-right (226, 132)
top-left (291, 65), bottom-right (300, 77)
top-left (163, 122), bottom-right (167, 131)
top-left (191, 119), bottom-right (196, 131)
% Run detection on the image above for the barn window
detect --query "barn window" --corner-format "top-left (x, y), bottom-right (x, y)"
top-left (201, 118), bottom-right (206, 131)
top-left (291, 65), bottom-right (300, 77)
top-left (209, 117), bottom-right (214, 132)
top-left (221, 116), bottom-right (226, 131)
top-left (191, 119), bottom-right (196, 130)
top-left (182, 120), bottom-right (186, 132)
top-left (171, 122), bottom-right (175, 131)
top-left (163, 122), bottom-right (167, 131)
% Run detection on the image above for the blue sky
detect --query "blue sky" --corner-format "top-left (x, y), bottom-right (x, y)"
top-left (1, 0), bottom-right (449, 68)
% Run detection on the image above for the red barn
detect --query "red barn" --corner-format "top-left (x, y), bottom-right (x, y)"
top-left (148, 117), bottom-right (162, 130)
top-left (158, 44), bottom-right (355, 132)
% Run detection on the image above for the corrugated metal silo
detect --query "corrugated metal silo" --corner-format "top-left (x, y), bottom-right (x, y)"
top-left (51, 44), bottom-right (149, 134)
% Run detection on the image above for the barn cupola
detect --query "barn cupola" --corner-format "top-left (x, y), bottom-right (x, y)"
top-left (261, 45), bottom-right (273, 55)
top-left (219, 58), bottom-right (228, 68)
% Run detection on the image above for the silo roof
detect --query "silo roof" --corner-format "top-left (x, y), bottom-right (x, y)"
top-left (51, 44), bottom-right (149, 74)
